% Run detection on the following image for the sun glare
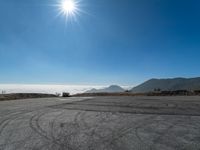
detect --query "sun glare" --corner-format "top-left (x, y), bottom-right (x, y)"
top-left (61, 0), bottom-right (76, 14)
top-left (56, 0), bottom-right (81, 22)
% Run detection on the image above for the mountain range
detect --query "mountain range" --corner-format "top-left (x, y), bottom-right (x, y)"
top-left (131, 77), bottom-right (200, 93)
top-left (84, 77), bottom-right (200, 94)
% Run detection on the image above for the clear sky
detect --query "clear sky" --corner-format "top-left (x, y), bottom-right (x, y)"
top-left (0, 0), bottom-right (200, 85)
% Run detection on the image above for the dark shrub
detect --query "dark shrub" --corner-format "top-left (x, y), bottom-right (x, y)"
top-left (62, 92), bottom-right (70, 97)
top-left (194, 90), bottom-right (200, 95)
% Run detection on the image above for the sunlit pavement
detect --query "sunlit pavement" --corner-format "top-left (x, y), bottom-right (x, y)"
top-left (0, 96), bottom-right (200, 150)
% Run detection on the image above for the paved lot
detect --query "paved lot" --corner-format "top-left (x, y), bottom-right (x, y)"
top-left (0, 96), bottom-right (200, 150)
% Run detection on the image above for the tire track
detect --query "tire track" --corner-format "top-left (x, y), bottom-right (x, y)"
top-left (0, 110), bottom-right (34, 150)
top-left (49, 110), bottom-right (68, 145)
top-left (134, 116), bottom-right (161, 149)
top-left (149, 118), bottom-right (180, 150)
top-left (57, 111), bottom-right (83, 150)
top-left (73, 111), bottom-right (157, 150)
top-left (105, 115), bottom-right (157, 149)
top-left (29, 109), bottom-right (60, 147)
top-left (29, 110), bottom-right (82, 150)
top-left (0, 111), bottom-right (25, 136)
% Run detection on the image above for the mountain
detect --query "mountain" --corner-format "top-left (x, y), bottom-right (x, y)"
top-left (86, 85), bottom-right (125, 93)
top-left (131, 77), bottom-right (200, 93)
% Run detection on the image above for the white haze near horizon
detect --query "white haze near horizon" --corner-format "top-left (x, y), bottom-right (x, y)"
top-left (0, 84), bottom-right (131, 95)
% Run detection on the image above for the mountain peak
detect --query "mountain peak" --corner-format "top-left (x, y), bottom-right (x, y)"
top-left (86, 85), bottom-right (124, 93)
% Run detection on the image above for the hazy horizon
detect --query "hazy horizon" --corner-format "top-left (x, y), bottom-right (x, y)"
top-left (0, 84), bottom-right (132, 94)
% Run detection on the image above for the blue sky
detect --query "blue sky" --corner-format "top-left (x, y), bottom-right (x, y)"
top-left (0, 0), bottom-right (200, 85)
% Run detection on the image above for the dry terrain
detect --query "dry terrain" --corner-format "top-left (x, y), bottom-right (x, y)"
top-left (0, 93), bottom-right (56, 101)
top-left (0, 96), bottom-right (200, 150)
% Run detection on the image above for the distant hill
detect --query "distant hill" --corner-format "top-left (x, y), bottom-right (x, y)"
top-left (131, 77), bottom-right (200, 93)
top-left (86, 85), bottom-right (125, 93)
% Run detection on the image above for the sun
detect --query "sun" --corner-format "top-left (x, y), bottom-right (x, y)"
top-left (52, 0), bottom-right (86, 23)
top-left (56, 0), bottom-right (81, 22)
top-left (61, 0), bottom-right (76, 14)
